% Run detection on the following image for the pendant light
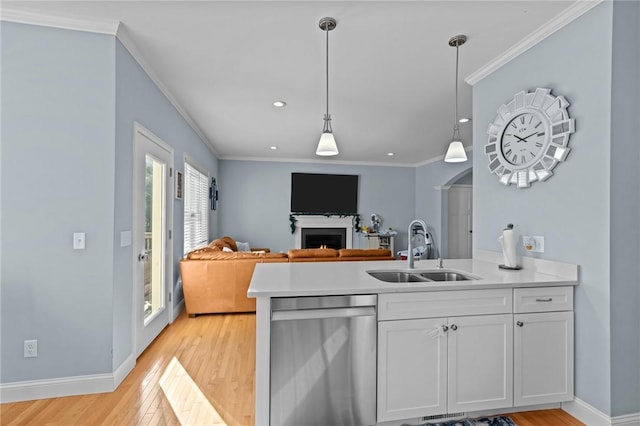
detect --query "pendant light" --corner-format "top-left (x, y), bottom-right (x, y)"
top-left (444, 34), bottom-right (468, 163)
top-left (316, 17), bottom-right (339, 156)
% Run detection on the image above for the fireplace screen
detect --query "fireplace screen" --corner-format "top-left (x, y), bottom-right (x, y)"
top-left (301, 228), bottom-right (346, 250)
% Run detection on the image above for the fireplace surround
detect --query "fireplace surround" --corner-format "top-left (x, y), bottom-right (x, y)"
top-left (293, 215), bottom-right (354, 249)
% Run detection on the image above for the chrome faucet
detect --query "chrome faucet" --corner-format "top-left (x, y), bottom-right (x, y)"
top-left (407, 219), bottom-right (427, 269)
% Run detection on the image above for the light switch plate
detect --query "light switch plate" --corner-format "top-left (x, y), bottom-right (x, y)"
top-left (120, 230), bottom-right (132, 247)
top-left (73, 232), bottom-right (86, 250)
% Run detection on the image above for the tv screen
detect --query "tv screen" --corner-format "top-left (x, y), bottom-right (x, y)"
top-left (291, 173), bottom-right (359, 214)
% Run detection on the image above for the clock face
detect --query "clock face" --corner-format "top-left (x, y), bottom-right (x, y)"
top-left (500, 112), bottom-right (547, 166)
top-left (485, 88), bottom-right (575, 188)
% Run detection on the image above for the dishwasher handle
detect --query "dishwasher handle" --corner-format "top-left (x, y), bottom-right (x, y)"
top-left (272, 306), bottom-right (376, 322)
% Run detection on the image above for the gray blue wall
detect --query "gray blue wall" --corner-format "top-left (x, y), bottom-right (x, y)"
top-left (113, 40), bottom-right (219, 369)
top-left (473, 1), bottom-right (639, 416)
top-left (1, 22), bottom-right (116, 382)
top-left (415, 156), bottom-right (472, 258)
top-left (609, 0), bottom-right (640, 417)
top-left (219, 160), bottom-right (417, 253)
top-left (1, 22), bottom-right (218, 385)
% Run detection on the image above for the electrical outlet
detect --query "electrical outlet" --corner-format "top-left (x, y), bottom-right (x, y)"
top-left (523, 236), bottom-right (545, 253)
top-left (24, 340), bottom-right (37, 358)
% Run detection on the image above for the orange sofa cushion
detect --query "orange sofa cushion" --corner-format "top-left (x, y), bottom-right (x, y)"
top-left (287, 248), bottom-right (339, 262)
top-left (338, 248), bottom-right (395, 261)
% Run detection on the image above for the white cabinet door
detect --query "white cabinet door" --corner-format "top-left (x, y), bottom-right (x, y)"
top-left (377, 318), bottom-right (447, 422)
top-left (514, 311), bottom-right (574, 406)
top-left (447, 314), bottom-right (513, 413)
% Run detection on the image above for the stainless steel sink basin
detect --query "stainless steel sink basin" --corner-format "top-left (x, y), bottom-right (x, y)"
top-left (367, 271), bottom-right (429, 283)
top-left (418, 271), bottom-right (474, 281)
top-left (367, 269), bottom-right (478, 283)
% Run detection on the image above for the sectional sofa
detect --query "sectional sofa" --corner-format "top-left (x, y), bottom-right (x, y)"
top-left (179, 236), bottom-right (394, 316)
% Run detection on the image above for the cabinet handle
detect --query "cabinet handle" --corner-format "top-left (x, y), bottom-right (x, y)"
top-left (441, 325), bottom-right (449, 333)
top-left (516, 321), bottom-right (524, 327)
top-left (450, 324), bottom-right (458, 331)
top-left (535, 298), bottom-right (553, 302)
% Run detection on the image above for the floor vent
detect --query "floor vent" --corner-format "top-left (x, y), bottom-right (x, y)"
top-left (421, 412), bottom-right (465, 421)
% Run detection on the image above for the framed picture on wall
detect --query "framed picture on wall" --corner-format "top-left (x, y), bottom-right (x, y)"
top-left (175, 171), bottom-right (183, 200)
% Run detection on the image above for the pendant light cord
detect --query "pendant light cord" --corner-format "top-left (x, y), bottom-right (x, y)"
top-left (453, 39), bottom-right (460, 139)
top-left (324, 24), bottom-right (331, 132)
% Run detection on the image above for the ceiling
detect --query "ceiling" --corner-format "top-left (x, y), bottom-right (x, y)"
top-left (5, 1), bottom-right (576, 165)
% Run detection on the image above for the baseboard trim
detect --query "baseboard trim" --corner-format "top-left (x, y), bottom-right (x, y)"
top-left (562, 398), bottom-right (612, 426)
top-left (612, 412), bottom-right (640, 426)
top-left (0, 373), bottom-right (114, 403)
top-left (172, 299), bottom-right (185, 322)
top-left (113, 353), bottom-right (136, 389)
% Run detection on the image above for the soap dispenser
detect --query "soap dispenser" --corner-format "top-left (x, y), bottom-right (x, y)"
top-left (498, 223), bottom-right (521, 270)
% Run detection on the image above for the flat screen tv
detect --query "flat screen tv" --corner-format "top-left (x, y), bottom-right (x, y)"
top-left (291, 173), bottom-right (358, 214)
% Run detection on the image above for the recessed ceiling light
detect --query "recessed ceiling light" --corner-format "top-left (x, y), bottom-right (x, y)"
top-left (459, 117), bottom-right (471, 123)
top-left (269, 146), bottom-right (278, 150)
top-left (387, 152), bottom-right (395, 156)
top-left (272, 101), bottom-right (287, 108)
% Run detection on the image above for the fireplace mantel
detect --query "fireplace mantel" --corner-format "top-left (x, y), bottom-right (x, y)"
top-left (293, 215), bottom-right (354, 249)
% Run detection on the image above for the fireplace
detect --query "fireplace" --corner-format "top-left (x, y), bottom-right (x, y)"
top-left (301, 228), bottom-right (346, 250)
top-left (292, 215), bottom-right (354, 249)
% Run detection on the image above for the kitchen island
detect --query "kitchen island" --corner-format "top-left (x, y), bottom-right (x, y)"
top-left (248, 250), bottom-right (578, 426)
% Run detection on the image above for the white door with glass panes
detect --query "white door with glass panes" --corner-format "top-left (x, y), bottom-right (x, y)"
top-left (133, 123), bottom-right (173, 357)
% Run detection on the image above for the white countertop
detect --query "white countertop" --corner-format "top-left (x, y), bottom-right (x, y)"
top-left (247, 250), bottom-right (578, 298)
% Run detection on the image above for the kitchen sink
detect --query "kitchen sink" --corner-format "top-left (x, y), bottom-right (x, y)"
top-left (367, 269), bottom-right (478, 283)
top-left (418, 271), bottom-right (474, 281)
top-left (366, 271), bottom-right (430, 283)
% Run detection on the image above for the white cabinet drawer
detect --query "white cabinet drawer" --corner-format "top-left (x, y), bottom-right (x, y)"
top-left (514, 287), bottom-right (573, 313)
top-left (378, 289), bottom-right (512, 321)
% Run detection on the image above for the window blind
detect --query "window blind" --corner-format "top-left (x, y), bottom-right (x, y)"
top-left (183, 161), bottom-right (209, 255)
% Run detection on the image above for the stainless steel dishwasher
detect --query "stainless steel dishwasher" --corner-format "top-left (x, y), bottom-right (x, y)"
top-left (270, 294), bottom-right (377, 426)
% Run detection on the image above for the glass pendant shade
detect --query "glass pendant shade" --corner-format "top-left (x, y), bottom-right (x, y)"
top-left (444, 140), bottom-right (467, 162)
top-left (316, 132), bottom-right (339, 156)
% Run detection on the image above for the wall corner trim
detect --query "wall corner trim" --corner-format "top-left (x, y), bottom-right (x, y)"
top-left (113, 353), bottom-right (136, 389)
top-left (465, 0), bottom-right (604, 85)
top-left (0, 7), bottom-right (120, 35)
top-left (562, 397), bottom-right (613, 426)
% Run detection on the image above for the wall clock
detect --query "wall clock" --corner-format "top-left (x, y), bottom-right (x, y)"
top-left (485, 88), bottom-right (575, 188)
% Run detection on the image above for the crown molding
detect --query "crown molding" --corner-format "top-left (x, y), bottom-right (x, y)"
top-left (465, 0), bottom-right (604, 86)
top-left (0, 7), bottom-right (120, 35)
top-left (219, 155), bottom-right (417, 168)
top-left (1, 7), bottom-right (219, 159)
top-left (115, 26), bottom-right (219, 158)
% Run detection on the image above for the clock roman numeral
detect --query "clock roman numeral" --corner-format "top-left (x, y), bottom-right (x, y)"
top-left (505, 149), bottom-right (512, 157)
top-left (535, 122), bottom-right (542, 129)
top-left (520, 116), bottom-right (525, 124)
top-left (511, 122), bottom-right (517, 129)
top-left (537, 132), bottom-right (545, 136)
top-left (535, 142), bottom-right (543, 147)
top-left (503, 142), bottom-right (511, 147)
top-left (512, 154), bottom-right (518, 163)
top-left (529, 115), bottom-right (533, 124)
top-left (530, 152), bottom-right (536, 158)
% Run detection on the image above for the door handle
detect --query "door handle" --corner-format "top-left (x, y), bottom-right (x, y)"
top-left (138, 251), bottom-right (149, 262)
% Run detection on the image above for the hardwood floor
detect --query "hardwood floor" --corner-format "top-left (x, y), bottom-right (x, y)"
top-left (1, 311), bottom-right (583, 425)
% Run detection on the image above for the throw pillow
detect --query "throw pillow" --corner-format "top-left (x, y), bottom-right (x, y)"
top-left (236, 241), bottom-right (251, 252)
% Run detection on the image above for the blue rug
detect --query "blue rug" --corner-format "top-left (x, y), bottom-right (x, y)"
top-left (407, 415), bottom-right (516, 426)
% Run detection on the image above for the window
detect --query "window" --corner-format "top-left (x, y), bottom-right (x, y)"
top-left (183, 159), bottom-right (209, 255)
